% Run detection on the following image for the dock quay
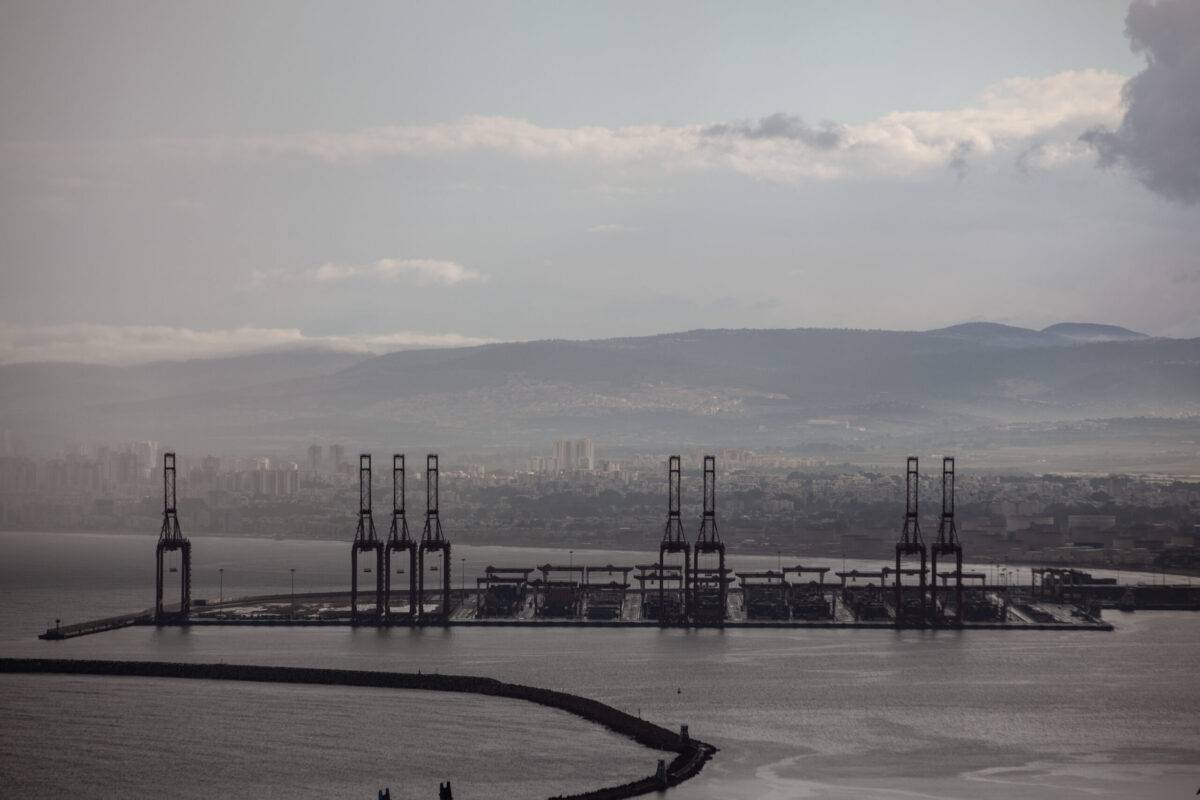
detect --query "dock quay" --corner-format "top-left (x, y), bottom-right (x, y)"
top-left (40, 585), bottom-right (1120, 640)
top-left (38, 610), bottom-right (153, 640)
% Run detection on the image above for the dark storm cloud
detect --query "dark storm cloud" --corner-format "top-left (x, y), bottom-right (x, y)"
top-left (702, 113), bottom-right (846, 149)
top-left (1081, 0), bottom-right (1200, 204)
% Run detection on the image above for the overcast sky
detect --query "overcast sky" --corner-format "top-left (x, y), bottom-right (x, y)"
top-left (1, 0), bottom-right (1198, 364)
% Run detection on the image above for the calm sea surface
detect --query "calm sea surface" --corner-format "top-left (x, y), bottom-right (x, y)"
top-left (1, 531), bottom-right (1198, 799)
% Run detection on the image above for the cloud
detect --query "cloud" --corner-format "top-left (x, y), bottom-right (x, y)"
top-left (701, 113), bottom-right (846, 149)
top-left (125, 69), bottom-right (1123, 185)
top-left (1080, 0), bottom-right (1200, 204)
top-left (1015, 139), bottom-right (1093, 174)
top-left (309, 258), bottom-right (485, 286)
top-left (947, 141), bottom-right (973, 182)
top-left (0, 324), bottom-right (497, 365)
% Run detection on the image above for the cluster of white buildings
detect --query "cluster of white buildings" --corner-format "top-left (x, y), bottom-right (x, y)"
top-left (529, 438), bottom-right (596, 474)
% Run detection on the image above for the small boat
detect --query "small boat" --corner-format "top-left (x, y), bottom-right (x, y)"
top-left (168, 567), bottom-right (178, 573)
top-left (430, 566), bottom-right (439, 572)
top-left (363, 567), bottom-right (373, 573)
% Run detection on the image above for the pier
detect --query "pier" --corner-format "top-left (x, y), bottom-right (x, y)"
top-left (38, 610), bottom-right (153, 640)
top-left (40, 582), bottom-right (1129, 640)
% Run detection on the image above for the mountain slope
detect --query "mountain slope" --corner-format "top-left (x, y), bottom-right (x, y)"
top-left (926, 322), bottom-right (1063, 348)
top-left (1, 327), bottom-right (1195, 453)
top-left (1041, 322), bottom-right (1149, 342)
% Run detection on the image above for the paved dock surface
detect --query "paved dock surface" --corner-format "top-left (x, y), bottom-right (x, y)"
top-left (41, 589), bottom-right (1114, 638)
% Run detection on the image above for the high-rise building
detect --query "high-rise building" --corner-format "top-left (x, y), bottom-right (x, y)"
top-left (132, 440), bottom-right (159, 476)
top-left (307, 444), bottom-right (323, 476)
top-left (574, 438), bottom-right (594, 471)
top-left (248, 464), bottom-right (299, 496)
top-left (550, 437), bottom-right (596, 471)
top-left (115, 452), bottom-right (141, 486)
top-left (284, 464), bottom-right (300, 494)
top-left (553, 439), bottom-right (574, 472)
top-left (329, 444), bottom-right (346, 472)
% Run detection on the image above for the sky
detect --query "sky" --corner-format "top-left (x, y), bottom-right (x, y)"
top-left (1, 0), bottom-right (1198, 364)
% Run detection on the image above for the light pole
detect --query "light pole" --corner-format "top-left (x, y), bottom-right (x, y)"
top-left (569, 549), bottom-right (574, 569)
top-left (777, 550), bottom-right (782, 573)
top-left (289, 568), bottom-right (296, 619)
top-left (218, 568), bottom-right (224, 604)
top-left (460, 557), bottom-right (466, 600)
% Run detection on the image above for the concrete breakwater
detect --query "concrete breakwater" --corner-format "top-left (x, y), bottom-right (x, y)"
top-left (0, 658), bottom-right (715, 799)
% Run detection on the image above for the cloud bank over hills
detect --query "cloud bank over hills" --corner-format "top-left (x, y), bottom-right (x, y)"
top-left (0, 324), bottom-right (496, 366)
top-left (0, 321), bottom-right (1149, 366)
top-left (2, 324), bottom-right (1194, 456)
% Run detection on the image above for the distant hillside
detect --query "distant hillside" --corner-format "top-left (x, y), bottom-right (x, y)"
top-left (0, 348), bottom-right (367, 411)
top-left (1041, 322), bottom-right (1149, 343)
top-left (926, 322), bottom-right (1063, 348)
top-left (928, 321), bottom-right (1148, 348)
top-left (0, 349), bottom-right (369, 444)
top-left (0, 326), bottom-right (1195, 454)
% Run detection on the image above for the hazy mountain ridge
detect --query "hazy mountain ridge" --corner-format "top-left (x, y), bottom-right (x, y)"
top-left (1, 325), bottom-right (1195, 453)
top-left (927, 321), bottom-right (1148, 348)
top-left (0, 349), bottom-right (367, 410)
top-left (1041, 322), bottom-right (1150, 342)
